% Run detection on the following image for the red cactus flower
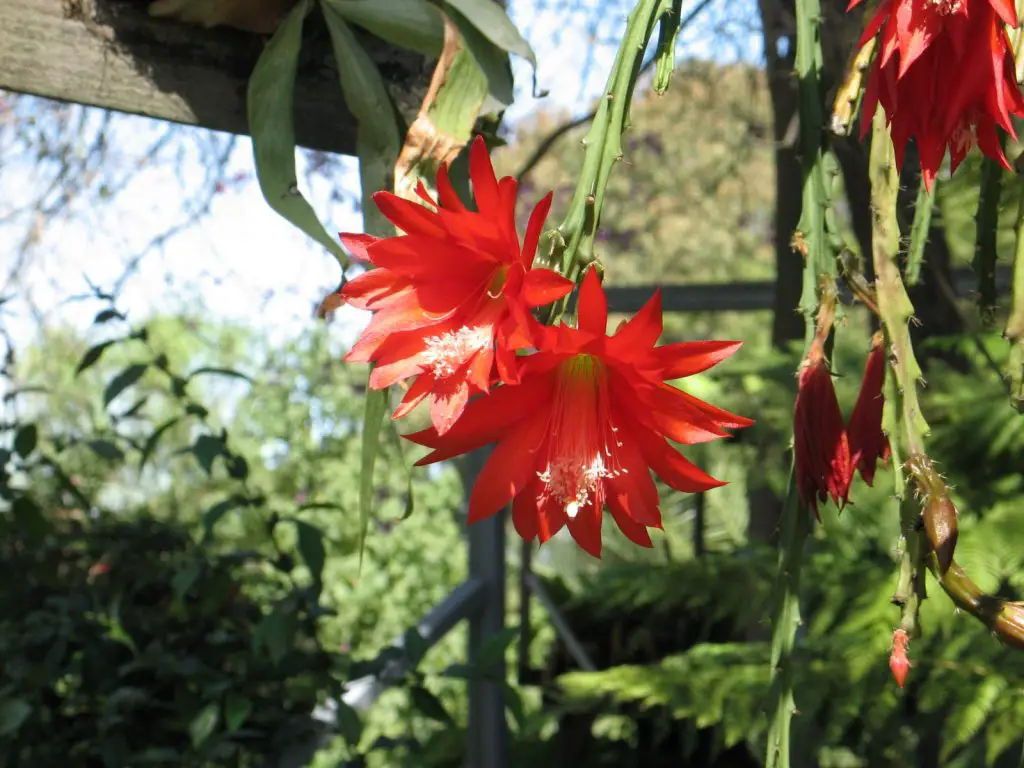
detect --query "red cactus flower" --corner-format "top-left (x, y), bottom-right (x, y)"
top-left (406, 269), bottom-right (752, 558)
top-left (794, 346), bottom-right (851, 516)
top-left (339, 136), bottom-right (573, 435)
top-left (889, 628), bottom-right (911, 688)
top-left (847, 331), bottom-right (891, 486)
top-left (851, 0), bottom-right (1024, 188)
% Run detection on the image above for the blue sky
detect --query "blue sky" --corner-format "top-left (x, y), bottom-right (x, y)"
top-left (0, 0), bottom-right (762, 368)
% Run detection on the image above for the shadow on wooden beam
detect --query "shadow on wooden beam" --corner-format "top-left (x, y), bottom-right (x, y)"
top-left (0, 0), bottom-right (430, 154)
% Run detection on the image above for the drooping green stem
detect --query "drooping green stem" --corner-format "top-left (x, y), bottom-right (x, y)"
top-left (765, 481), bottom-right (810, 768)
top-left (1005, 184), bottom-right (1024, 410)
top-left (869, 108), bottom-right (928, 457)
top-left (904, 180), bottom-right (934, 288)
top-left (764, 0), bottom-right (830, 760)
top-left (545, 0), bottom-right (677, 322)
top-left (870, 108), bottom-right (931, 634)
top-left (974, 155), bottom-right (1005, 324)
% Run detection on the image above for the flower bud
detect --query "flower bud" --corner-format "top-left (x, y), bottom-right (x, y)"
top-left (889, 628), bottom-right (910, 688)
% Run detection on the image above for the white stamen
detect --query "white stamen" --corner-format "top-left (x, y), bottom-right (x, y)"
top-left (422, 326), bottom-right (491, 378)
top-left (928, 0), bottom-right (961, 13)
top-left (538, 454), bottom-right (619, 517)
top-left (535, 354), bottom-right (623, 519)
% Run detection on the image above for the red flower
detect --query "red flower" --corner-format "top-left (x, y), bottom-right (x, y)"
top-left (793, 349), bottom-right (851, 515)
top-left (406, 269), bottom-right (752, 558)
top-left (851, 0), bottom-right (1024, 188)
top-left (339, 136), bottom-right (573, 434)
top-left (847, 332), bottom-right (891, 486)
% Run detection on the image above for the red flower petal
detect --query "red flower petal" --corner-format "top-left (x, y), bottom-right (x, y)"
top-left (522, 268), bottom-right (574, 307)
top-left (521, 193), bottom-right (553, 267)
top-left (340, 232), bottom-right (378, 261)
top-left (468, 415), bottom-right (548, 522)
top-left (609, 289), bottom-right (663, 353)
top-left (577, 268), bottom-right (609, 336)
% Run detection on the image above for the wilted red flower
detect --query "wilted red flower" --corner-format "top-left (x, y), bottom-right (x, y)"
top-left (851, 0), bottom-right (1024, 188)
top-left (406, 269), bottom-right (752, 557)
top-left (889, 627), bottom-right (911, 688)
top-left (340, 136), bottom-right (573, 434)
top-left (793, 344), bottom-right (851, 515)
top-left (847, 331), bottom-right (891, 486)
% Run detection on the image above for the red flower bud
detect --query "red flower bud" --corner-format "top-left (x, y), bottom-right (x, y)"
top-left (889, 628), bottom-right (910, 688)
top-left (848, 332), bottom-right (891, 486)
top-left (794, 353), bottom-right (851, 516)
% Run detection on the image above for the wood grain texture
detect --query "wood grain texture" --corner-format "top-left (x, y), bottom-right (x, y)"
top-left (0, 0), bottom-right (430, 154)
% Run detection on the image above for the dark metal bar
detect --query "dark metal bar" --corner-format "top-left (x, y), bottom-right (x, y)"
top-left (523, 572), bottom-right (597, 673)
top-left (602, 265), bottom-right (1013, 314)
top-left (517, 539), bottom-right (533, 683)
top-left (339, 578), bottom-right (486, 712)
top-left (463, 446), bottom-right (509, 768)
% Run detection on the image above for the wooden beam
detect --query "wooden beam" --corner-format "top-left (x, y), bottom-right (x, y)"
top-left (0, 0), bottom-right (430, 154)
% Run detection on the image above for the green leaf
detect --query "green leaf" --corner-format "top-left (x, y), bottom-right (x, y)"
top-left (188, 702), bottom-right (220, 748)
top-left (75, 339), bottom-right (115, 375)
top-left (135, 748), bottom-right (181, 763)
top-left (139, 417), bottom-right (181, 470)
top-left (409, 685), bottom-right (453, 724)
top-left (13, 424), bottom-right (38, 458)
top-left (186, 366), bottom-right (253, 383)
top-left (444, 5), bottom-right (514, 108)
top-left (185, 403), bottom-right (209, 419)
top-left (202, 496), bottom-right (243, 541)
top-left (253, 603), bottom-right (297, 665)
top-left (11, 496), bottom-right (48, 541)
top-left (294, 519), bottom-right (326, 584)
top-left (442, 0), bottom-right (536, 67)
top-left (403, 627), bottom-right (430, 666)
top-left (502, 681), bottom-right (526, 731)
top-left (116, 395), bottom-right (149, 420)
top-left (171, 561), bottom-right (202, 598)
top-left (94, 308), bottom-right (125, 324)
top-left (478, 626), bottom-right (519, 669)
top-left (386, 420), bottom-right (415, 520)
top-left (322, 0), bottom-right (402, 238)
top-left (87, 439), bottom-right (125, 462)
top-left (0, 698), bottom-right (32, 736)
top-left (440, 663), bottom-right (475, 680)
top-left (334, 700), bottom-right (363, 746)
top-left (226, 455), bottom-right (249, 481)
top-left (325, 0), bottom-right (444, 56)
top-left (247, 0), bottom-right (347, 262)
top-left (357, 386), bottom-right (389, 567)
top-left (192, 433), bottom-right (225, 475)
top-left (224, 694), bottom-right (252, 733)
top-left (103, 363), bottom-right (148, 408)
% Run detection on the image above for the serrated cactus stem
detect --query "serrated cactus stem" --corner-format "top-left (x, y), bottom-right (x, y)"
top-left (544, 0), bottom-right (674, 323)
top-left (765, 0), bottom-right (831, 760)
top-left (869, 108), bottom-right (928, 458)
top-left (974, 155), bottom-right (1005, 324)
top-left (1005, 187), bottom-right (1024, 410)
top-left (904, 180), bottom-right (934, 288)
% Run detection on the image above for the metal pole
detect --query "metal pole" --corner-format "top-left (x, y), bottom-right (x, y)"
top-left (461, 446), bottom-right (508, 768)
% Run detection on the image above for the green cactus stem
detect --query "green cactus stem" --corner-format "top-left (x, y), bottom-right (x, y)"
top-left (1005, 187), bottom-right (1024, 410)
top-left (764, 0), bottom-right (832, 760)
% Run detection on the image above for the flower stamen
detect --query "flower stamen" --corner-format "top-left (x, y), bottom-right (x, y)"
top-left (536, 354), bottom-right (622, 518)
top-left (422, 326), bottom-right (491, 378)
